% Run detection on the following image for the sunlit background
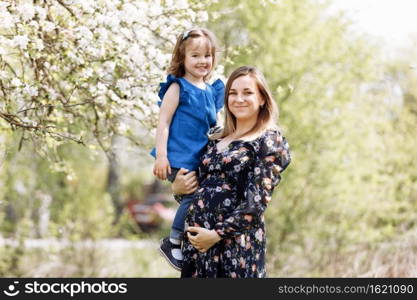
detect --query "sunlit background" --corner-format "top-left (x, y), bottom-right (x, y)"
top-left (332, 0), bottom-right (417, 50)
top-left (1, 0), bottom-right (416, 278)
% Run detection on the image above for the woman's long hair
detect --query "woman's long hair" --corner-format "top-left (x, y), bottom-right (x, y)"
top-left (211, 66), bottom-right (279, 140)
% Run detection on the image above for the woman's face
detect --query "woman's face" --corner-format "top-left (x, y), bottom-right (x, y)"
top-left (228, 75), bottom-right (265, 122)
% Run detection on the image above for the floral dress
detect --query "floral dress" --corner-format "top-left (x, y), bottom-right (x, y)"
top-left (181, 128), bottom-right (291, 278)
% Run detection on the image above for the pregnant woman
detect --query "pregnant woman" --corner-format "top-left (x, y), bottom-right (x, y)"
top-left (172, 65), bottom-right (291, 278)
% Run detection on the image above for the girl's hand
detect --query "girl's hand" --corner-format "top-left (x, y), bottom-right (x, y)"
top-left (187, 227), bottom-right (221, 253)
top-left (153, 156), bottom-right (171, 180)
top-left (171, 168), bottom-right (198, 195)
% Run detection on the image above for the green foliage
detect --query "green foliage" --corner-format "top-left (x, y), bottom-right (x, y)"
top-left (1, 0), bottom-right (416, 277)
top-left (1, 130), bottom-right (112, 237)
top-left (208, 0), bottom-right (417, 276)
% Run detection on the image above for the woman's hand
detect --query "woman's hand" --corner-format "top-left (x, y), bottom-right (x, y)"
top-left (187, 227), bottom-right (221, 253)
top-left (153, 156), bottom-right (171, 180)
top-left (171, 168), bottom-right (198, 195)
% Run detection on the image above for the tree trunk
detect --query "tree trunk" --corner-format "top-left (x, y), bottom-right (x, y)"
top-left (106, 135), bottom-right (122, 224)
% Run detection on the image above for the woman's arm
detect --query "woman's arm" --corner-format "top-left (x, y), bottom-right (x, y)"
top-left (153, 83), bottom-right (180, 180)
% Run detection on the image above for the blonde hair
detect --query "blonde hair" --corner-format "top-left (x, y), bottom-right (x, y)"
top-left (168, 28), bottom-right (218, 81)
top-left (211, 66), bottom-right (278, 140)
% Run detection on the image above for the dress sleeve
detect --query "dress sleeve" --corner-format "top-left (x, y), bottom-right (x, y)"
top-left (157, 74), bottom-right (184, 107)
top-left (211, 79), bottom-right (225, 112)
top-left (214, 130), bottom-right (291, 239)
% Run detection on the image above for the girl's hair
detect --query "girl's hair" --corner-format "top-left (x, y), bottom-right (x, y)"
top-left (168, 28), bottom-right (218, 81)
top-left (211, 66), bottom-right (279, 140)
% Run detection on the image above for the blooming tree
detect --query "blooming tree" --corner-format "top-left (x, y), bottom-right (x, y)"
top-left (0, 0), bottom-right (211, 155)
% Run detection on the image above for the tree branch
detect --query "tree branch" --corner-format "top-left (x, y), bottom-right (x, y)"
top-left (16, 101), bottom-right (91, 114)
top-left (56, 0), bottom-right (76, 17)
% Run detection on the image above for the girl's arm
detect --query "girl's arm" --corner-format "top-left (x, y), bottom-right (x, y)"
top-left (153, 83), bottom-right (180, 180)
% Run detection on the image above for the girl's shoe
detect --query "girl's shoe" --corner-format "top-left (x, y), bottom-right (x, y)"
top-left (159, 237), bottom-right (182, 271)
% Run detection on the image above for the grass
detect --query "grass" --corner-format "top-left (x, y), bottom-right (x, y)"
top-left (2, 238), bottom-right (179, 278)
top-left (2, 228), bottom-right (416, 277)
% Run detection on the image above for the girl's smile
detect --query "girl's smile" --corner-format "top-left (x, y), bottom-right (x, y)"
top-left (184, 37), bottom-right (213, 83)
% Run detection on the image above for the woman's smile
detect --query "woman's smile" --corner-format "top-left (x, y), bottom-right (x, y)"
top-left (228, 75), bottom-right (264, 122)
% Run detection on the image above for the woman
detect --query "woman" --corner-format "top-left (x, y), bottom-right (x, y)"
top-left (172, 66), bottom-right (291, 278)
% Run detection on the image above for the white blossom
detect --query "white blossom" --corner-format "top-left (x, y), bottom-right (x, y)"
top-left (0, 11), bottom-right (14, 29)
top-left (97, 82), bottom-right (108, 94)
top-left (48, 88), bottom-right (59, 101)
top-left (127, 45), bottom-right (145, 65)
top-left (29, 20), bottom-right (39, 30)
top-left (118, 121), bottom-right (129, 133)
top-left (96, 27), bottom-right (108, 41)
top-left (16, 3), bottom-right (35, 22)
top-left (0, 0), bottom-right (219, 150)
top-left (82, 68), bottom-right (94, 78)
top-left (12, 35), bottom-right (29, 49)
top-left (116, 79), bottom-right (131, 93)
top-left (88, 85), bottom-right (97, 95)
top-left (103, 14), bottom-right (120, 28)
top-left (176, 0), bottom-right (189, 10)
top-left (11, 78), bottom-right (22, 87)
top-left (0, 70), bottom-right (8, 80)
top-left (121, 3), bottom-right (144, 24)
top-left (43, 21), bottom-right (56, 32)
top-left (196, 11), bottom-right (209, 22)
top-left (0, 2), bottom-right (9, 11)
top-left (33, 38), bottom-right (44, 51)
top-left (23, 85), bottom-right (39, 97)
top-left (148, 5), bottom-right (162, 17)
top-left (35, 6), bottom-right (47, 20)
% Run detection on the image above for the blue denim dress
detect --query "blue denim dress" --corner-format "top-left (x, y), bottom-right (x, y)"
top-left (150, 74), bottom-right (225, 171)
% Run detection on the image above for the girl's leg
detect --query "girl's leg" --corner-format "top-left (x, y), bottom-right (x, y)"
top-left (159, 195), bottom-right (193, 270)
top-left (159, 167), bottom-right (194, 270)
top-left (170, 194), bottom-right (193, 242)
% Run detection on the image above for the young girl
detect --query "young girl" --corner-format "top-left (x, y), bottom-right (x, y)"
top-left (150, 28), bottom-right (225, 271)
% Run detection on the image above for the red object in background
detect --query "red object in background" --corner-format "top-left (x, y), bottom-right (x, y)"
top-left (126, 193), bottom-right (175, 233)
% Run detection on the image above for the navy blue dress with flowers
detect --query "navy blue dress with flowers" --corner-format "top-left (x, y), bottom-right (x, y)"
top-left (181, 128), bottom-right (291, 278)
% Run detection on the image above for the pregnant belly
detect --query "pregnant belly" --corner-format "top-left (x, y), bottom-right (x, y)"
top-left (187, 178), bottom-right (240, 228)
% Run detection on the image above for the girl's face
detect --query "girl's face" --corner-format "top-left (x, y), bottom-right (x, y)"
top-left (183, 37), bottom-right (213, 81)
top-left (228, 75), bottom-right (265, 123)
